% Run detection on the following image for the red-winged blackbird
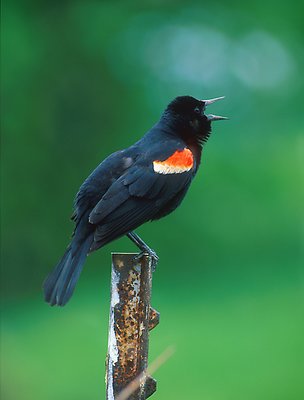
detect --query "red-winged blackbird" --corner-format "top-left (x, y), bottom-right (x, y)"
top-left (44, 95), bottom-right (227, 306)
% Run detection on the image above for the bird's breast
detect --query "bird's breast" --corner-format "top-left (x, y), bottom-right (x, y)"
top-left (153, 148), bottom-right (194, 174)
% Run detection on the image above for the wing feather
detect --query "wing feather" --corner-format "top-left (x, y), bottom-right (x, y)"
top-left (91, 198), bottom-right (156, 250)
top-left (88, 181), bottom-right (129, 224)
top-left (88, 157), bottom-right (194, 250)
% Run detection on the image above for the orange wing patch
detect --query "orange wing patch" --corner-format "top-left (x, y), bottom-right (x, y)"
top-left (153, 148), bottom-right (194, 174)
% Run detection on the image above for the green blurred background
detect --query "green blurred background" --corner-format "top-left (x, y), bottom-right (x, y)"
top-left (1, 1), bottom-right (303, 399)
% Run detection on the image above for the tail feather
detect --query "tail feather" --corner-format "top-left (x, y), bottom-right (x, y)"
top-left (43, 234), bottom-right (93, 306)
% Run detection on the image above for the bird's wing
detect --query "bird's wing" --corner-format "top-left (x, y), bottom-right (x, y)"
top-left (89, 143), bottom-right (196, 224)
top-left (71, 149), bottom-right (136, 224)
top-left (90, 166), bottom-right (193, 249)
top-left (91, 196), bottom-right (158, 250)
top-left (88, 146), bottom-right (196, 248)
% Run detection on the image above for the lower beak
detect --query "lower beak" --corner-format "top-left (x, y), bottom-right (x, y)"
top-left (202, 96), bottom-right (228, 121)
top-left (207, 114), bottom-right (228, 121)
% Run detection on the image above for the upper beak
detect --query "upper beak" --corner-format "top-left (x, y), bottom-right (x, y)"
top-left (202, 96), bottom-right (228, 121)
top-left (203, 96), bottom-right (225, 106)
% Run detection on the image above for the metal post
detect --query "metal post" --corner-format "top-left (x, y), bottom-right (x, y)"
top-left (106, 253), bottom-right (160, 400)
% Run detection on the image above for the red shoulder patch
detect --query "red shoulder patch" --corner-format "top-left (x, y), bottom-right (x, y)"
top-left (153, 148), bottom-right (194, 174)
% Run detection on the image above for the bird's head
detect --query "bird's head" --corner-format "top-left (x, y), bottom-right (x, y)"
top-left (163, 95), bottom-right (227, 144)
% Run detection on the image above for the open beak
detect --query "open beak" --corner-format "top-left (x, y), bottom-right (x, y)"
top-left (202, 96), bottom-right (228, 121)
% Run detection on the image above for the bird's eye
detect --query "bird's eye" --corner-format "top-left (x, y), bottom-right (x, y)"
top-left (194, 107), bottom-right (200, 114)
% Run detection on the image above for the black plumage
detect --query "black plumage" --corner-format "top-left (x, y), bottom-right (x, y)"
top-left (43, 95), bottom-right (226, 306)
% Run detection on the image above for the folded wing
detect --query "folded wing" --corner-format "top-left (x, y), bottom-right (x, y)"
top-left (89, 163), bottom-right (193, 251)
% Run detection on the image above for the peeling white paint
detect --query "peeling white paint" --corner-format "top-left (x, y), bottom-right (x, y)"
top-left (139, 321), bottom-right (145, 336)
top-left (133, 277), bottom-right (140, 299)
top-left (111, 269), bottom-right (120, 310)
top-left (107, 268), bottom-right (120, 400)
top-left (133, 262), bottom-right (141, 273)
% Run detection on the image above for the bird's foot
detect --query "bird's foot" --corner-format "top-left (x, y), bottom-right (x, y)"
top-left (133, 250), bottom-right (159, 272)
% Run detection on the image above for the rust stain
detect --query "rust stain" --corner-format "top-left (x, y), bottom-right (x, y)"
top-left (114, 268), bottom-right (142, 382)
top-left (149, 308), bottom-right (160, 331)
top-left (107, 253), bottom-right (159, 399)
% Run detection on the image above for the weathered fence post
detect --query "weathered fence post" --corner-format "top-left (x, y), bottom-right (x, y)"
top-left (106, 253), bottom-right (159, 400)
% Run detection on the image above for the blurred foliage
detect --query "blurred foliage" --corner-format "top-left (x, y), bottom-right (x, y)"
top-left (1, 1), bottom-right (303, 399)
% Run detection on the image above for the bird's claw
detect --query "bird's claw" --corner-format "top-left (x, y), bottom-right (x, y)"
top-left (133, 250), bottom-right (159, 272)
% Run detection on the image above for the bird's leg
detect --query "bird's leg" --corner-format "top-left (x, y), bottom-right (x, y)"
top-left (126, 231), bottom-right (159, 271)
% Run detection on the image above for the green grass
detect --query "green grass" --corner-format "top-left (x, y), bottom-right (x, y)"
top-left (1, 271), bottom-right (302, 400)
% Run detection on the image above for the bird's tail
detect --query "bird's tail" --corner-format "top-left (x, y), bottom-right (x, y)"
top-left (43, 233), bottom-right (94, 306)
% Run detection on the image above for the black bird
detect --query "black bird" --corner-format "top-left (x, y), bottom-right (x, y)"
top-left (43, 95), bottom-right (227, 306)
